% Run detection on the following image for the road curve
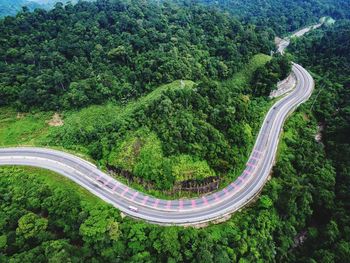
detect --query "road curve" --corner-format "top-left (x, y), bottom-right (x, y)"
top-left (0, 63), bottom-right (314, 226)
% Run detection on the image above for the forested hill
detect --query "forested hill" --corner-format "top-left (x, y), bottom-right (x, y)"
top-left (0, 0), bottom-right (83, 17)
top-left (195, 0), bottom-right (350, 35)
top-left (0, 0), bottom-right (41, 18)
top-left (1, 1), bottom-right (350, 262)
top-left (287, 21), bottom-right (350, 262)
top-left (0, 0), bottom-right (273, 111)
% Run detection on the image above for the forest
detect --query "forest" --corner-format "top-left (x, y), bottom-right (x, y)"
top-left (0, 0), bottom-right (291, 194)
top-left (0, 0), bottom-right (273, 111)
top-left (0, 0), bottom-right (42, 18)
top-left (0, 0), bottom-right (89, 17)
top-left (47, 53), bottom-right (290, 193)
top-left (0, 0), bottom-right (349, 262)
top-left (196, 0), bottom-right (350, 35)
top-left (287, 20), bottom-right (350, 261)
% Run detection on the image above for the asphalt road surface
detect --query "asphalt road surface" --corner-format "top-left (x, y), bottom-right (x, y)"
top-left (0, 62), bottom-right (314, 226)
top-left (277, 22), bottom-right (323, 54)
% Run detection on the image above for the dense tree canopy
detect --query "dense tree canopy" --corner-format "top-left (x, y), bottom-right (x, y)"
top-left (0, 0), bottom-right (42, 18)
top-left (0, 0), bottom-right (273, 111)
top-left (195, 0), bottom-right (350, 35)
top-left (47, 53), bottom-right (290, 191)
top-left (287, 20), bottom-right (350, 261)
top-left (1, 1), bottom-right (349, 262)
top-left (250, 55), bottom-right (291, 96)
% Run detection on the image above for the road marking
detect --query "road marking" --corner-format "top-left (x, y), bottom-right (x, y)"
top-left (153, 199), bottom-right (160, 208)
top-left (236, 177), bottom-right (243, 185)
top-left (202, 196), bottom-right (208, 205)
top-left (250, 156), bottom-right (259, 161)
top-left (131, 191), bottom-right (138, 201)
top-left (121, 188), bottom-right (129, 197)
top-left (244, 170), bottom-right (252, 175)
top-left (142, 196), bottom-right (149, 205)
top-left (214, 193), bottom-right (220, 201)
top-left (112, 184), bottom-right (119, 192)
top-left (166, 200), bottom-right (171, 209)
top-left (247, 162), bottom-right (256, 168)
top-left (223, 188), bottom-right (228, 195)
top-left (231, 182), bottom-right (236, 188)
top-left (104, 178), bottom-right (111, 186)
top-left (191, 200), bottom-right (196, 208)
top-left (179, 200), bottom-right (184, 209)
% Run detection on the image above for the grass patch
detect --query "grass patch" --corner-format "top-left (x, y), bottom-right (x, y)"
top-left (0, 107), bottom-right (52, 146)
top-left (224, 53), bottom-right (271, 88)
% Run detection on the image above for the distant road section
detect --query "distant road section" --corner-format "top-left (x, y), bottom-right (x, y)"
top-left (277, 20), bottom-right (323, 54)
top-left (0, 63), bottom-right (314, 225)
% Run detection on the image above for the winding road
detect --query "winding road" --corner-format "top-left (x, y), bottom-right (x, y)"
top-left (0, 62), bottom-right (314, 226)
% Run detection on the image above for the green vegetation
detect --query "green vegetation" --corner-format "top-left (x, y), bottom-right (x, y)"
top-left (0, 0), bottom-right (291, 195)
top-left (0, 102), bottom-right (344, 262)
top-left (286, 20), bottom-right (350, 262)
top-left (0, 0), bottom-right (42, 18)
top-left (0, 1), bottom-right (86, 18)
top-left (0, 107), bottom-right (51, 146)
top-left (197, 0), bottom-right (350, 35)
top-left (223, 53), bottom-right (271, 88)
top-left (48, 54), bottom-right (285, 193)
top-left (2, 0), bottom-right (349, 262)
top-left (250, 55), bottom-right (291, 96)
top-left (0, 0), bottom-right (273, 111)
top-left (0, 52), bottom-right (286, 197)
top-left (109, 129), bottom-right (215, 187)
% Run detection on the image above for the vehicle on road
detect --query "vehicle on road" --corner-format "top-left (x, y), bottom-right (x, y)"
top-left (128, 206), bottom-right (138, 212)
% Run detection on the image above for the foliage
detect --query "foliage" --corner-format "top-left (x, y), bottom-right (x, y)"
top-left (170, 155), bottom-right (215, 182)
top-left (0, 106), bottom-right (339, 262)
top-left (0, 0), bottom-right (41, 18)
top-left (0, 1), bottom-right (89, 18)
top-left (195, 0), bottom-right (350, 35)
top-left (223, 53), bottom-right (271, 88)
top-left (286, 20), bottom-right (350, 262)
top-left (0, 107), bottom-right (51, 146)
top-left (47, 54), bottom-right (282, 191)
top-left (0, 51), bottom-right (285, 193)
top-left (2, 2), bottom-right (349, 262)
top-left (108, 128), bottom-right (215, 188)
top-left (250, 55), bottom-right (292, 96)
top-left (0, 0), bottom-right (272, 111)
top-left (0, 21), bottom-right (347, 261)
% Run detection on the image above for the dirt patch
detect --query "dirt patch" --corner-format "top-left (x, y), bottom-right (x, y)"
top-left (274, 36), bottom-right (283, 46)
top-left (16, 113), bottom-right (26, 119)
top-left (315, 122), bottom-right (325, 142)
top-left (302, 113), bottom-right (310, 121)
top-left (132, 138), bottom-right (143, 156)
top-left (48, 113), bottom-right (64, 127)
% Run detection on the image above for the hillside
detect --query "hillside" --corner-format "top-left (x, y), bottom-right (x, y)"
top-left (0, 0), bottom-right (45, 17)
top-left (287, 21), bottom-right (350, 262)
top-left (0, 0), bottom-right (83, 17)
top-left (196, 0), bottom-right (350, 35)
top-left (0, 0), bottom-right (273, 111)
top-left (1, 0), bottom-right (349, 262)
top-left (0, 53), bottom-right (291, 198)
